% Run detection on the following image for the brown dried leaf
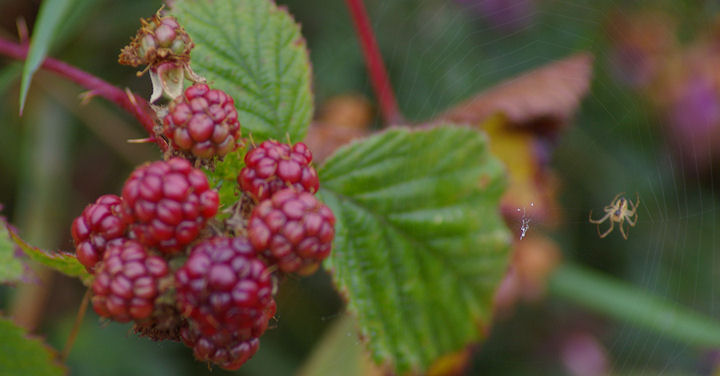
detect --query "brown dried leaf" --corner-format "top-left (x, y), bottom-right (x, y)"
top-left (493, 233), bottom-right (562, 317)
top-left (437, 53), bottom-right (593, 132)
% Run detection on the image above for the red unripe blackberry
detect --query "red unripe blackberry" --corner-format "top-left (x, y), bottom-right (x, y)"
top-left (248, 189), bottom-right (335, 274)
top-left (238, 140), bottom-right (319, 201)
top-left (122, 158), bottom-right (219, 253)
top-left (180, 301), bottom-right (275, 370)
top-left (71, 194), bottom-right (128, 271)
top-left (91, 240), bottom-right (169, 323)
top-left (175, 237), bottom-right (274, 336)
top-left (181, 329), bottom-right (259, 370)
top-left (164, 84), bottom-right (241, 159)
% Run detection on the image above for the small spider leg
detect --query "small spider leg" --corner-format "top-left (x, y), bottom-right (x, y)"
top-left (589, 210), bottom-right (612, 224)
top-left (619, 220), bottom-right (629, 239)
top-left (598, 220), bottom-right (614, 238)
top-left (626, 192), bottom-right (640, 216)
top-left (611, 192), bottom-right (624, 204)
top-left (626, 213), bottom-right (637, 226)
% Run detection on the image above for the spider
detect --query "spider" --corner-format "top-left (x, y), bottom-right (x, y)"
top-left (588, 192), bottom-right (639, 240)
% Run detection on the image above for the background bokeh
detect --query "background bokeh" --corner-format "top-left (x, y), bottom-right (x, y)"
top-left (1, 0), bottom-right (720, 374)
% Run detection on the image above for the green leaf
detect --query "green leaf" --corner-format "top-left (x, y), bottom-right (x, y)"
top-left (170, 0), bottom-right (313, 142)
top-left (0, 218), bottom-right (24, 285)
top-left (7, 225), bottom-right (91, 284)
top-left (318, 126), bottom-right (512, 373)
top-left (208, 149), bottom-right (245, 211)
top-left (19, 0), bottom-right (76, 114)
top-left (0, 317), bottom-right (65, 376)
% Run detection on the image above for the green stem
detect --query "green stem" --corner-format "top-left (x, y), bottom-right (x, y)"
top-left (548, 263), bottom-right (720, 347)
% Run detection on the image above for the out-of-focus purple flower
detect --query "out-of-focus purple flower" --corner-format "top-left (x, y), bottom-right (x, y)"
top-left (456, 0), bottom-right (535, 31)
top-left (669, 76), bottom-right (720, 137)
top-left (560, 332), bottom-right (609, 376)
top-left (667, 74), bottom-right (720, 167)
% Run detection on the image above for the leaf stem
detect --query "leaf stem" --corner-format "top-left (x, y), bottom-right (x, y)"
top-left (548, 263), bottom-right (720, 347)
top-left (344, 0), bottom-right (404, 125)
top-left (0, 36), bottom-right (166, 151)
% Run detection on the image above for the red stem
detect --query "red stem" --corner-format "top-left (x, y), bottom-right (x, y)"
top-left (0, 37), bottom-right (166, 151)
top-left (345, 0), bottom-right (403, 125)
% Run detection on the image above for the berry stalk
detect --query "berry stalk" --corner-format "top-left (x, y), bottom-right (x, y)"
top-left (0, 36), bottom-right (165, 151)
top-left (344, 0), bottom-right (404, 125)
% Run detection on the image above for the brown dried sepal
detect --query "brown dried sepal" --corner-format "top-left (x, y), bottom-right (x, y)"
top-left (133, 303), bottom-right (188, 342)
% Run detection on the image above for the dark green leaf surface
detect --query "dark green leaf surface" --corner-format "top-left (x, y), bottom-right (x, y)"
top-left (19, 0), bottom-right (75, 113)
top-left (170, 0), bottom-right (313, 142)
top-left (0, 317), bottom-right (65, 376)
top-left (318, 126), bottom-right (511, 373)
top-left (0, 219), bottom-right (24, 285)
top-left (8, 227), bottom-right (91, 284)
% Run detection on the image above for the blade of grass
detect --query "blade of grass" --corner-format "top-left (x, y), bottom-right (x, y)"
top-left (19, 0), bottom-right (75, 114)
top-left (549, 263), bottom-right (720, 347)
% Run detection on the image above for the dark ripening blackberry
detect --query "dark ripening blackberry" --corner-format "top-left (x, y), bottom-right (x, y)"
top-left (121, 158), bottom-right (219, 254)
top-left (181, 301), bottom-right (275, 370)
top-left (238, 140), bottom-right (319, 201)
top-left (71, 194), bottom-right (129, 271)
top-left (180, 301), bottom-right (275, 370)
top-left (175, 237), bottom-right (274, 336)
top-left (248, 189), bottom-right (335, 275)
top-left (164, 84), bottom-right (241, 159)
top-left (91, 240), bottom-right (169, 323)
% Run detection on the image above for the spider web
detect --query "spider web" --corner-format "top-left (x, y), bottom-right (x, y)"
top-left (282, 0), bottom-right (720, 374)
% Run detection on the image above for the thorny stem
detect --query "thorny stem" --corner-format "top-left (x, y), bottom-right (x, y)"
top-left (0, 37), bottom-right (166, 151)
top-left (344, 0), bottom-right (404, 125)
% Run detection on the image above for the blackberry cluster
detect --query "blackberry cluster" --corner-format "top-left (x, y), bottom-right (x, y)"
top-left (73, 148), bottom-right (333, 370)
top-left (70, 9), bottom-right (336, 371)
